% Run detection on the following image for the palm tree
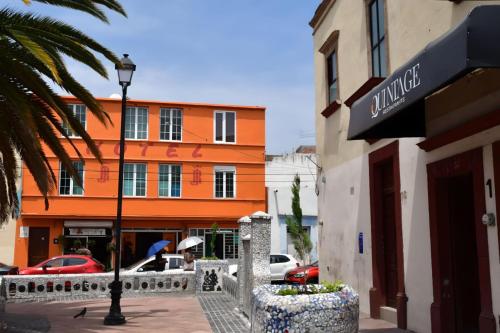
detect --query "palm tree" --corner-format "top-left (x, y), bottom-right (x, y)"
top-left (0, 0), bottom-right (126, 221)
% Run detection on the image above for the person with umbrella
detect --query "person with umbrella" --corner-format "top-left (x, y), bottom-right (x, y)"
top-left (146, 240), bottom-right (171, 272)
top-left (177, 236), bottom-right (203, 271)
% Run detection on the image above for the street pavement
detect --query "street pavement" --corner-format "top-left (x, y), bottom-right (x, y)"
top-left (1, 295), bottom-right (410, 333)
top-left (2, 295), bottom-right (211, 333)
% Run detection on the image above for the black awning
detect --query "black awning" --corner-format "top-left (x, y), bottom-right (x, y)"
top-left (348, 5), bottom-right (500, 140)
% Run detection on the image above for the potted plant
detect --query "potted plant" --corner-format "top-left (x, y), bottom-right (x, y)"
top-left (251, 281), bottom-right (359, 333)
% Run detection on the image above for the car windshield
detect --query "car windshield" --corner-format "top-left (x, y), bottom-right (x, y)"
top-left (310, 261), bottom-right (318, 267)
top-left (125, 258), bottom-right (149, 271)
top-left (0, 263), bottom-right (6, 268)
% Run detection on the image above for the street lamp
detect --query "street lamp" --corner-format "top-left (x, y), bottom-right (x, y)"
top-left (104, 54), bottom-right (136, 326)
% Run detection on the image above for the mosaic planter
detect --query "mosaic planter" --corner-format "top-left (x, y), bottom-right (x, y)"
top-left (251, 284), bottom-right (359, 333)
top-left (195, 260), bottom-right (228, 294)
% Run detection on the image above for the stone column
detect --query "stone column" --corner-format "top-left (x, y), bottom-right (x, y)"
top-left (237, 216), bottom-right (251, 313)
top-left (249, 211), bottom-right (272, 295)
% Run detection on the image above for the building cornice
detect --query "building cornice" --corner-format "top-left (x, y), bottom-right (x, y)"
top-left (309, 0), bottom-right (337, 33)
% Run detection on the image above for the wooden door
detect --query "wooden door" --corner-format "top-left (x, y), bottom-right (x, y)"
top-left (368, 141), bottom-right (407, 328)
top-left (381, 161), bottom-right (398, 308)
top-left (427, 148), bottom-right (496, 333)
top-left (28, 227), bottom-right (49, 267)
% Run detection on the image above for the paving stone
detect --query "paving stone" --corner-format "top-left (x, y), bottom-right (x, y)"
top-left (198, 294), bottom-right (250, 333)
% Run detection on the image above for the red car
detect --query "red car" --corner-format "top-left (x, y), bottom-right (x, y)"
top-left (284, 261), bottom-right (319, 284)
top-left (19, 255), bottom-right (105, 275)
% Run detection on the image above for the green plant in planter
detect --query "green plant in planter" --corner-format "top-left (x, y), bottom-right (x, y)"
top-left (275, 280), bottom-right (345, 296)
top-left (277, 288), bottom-right (299, 296)
top-left (209, 222), bottom-right (219, 259)
top-left (321, 280), bottom-right (344, 293)
top-left (201, 256), bottom-right (219, 260)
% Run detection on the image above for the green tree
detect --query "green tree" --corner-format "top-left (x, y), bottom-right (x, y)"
top-left (0, 0), bottom-right (126, 221)
top-left (285, 175), bottom-right (312, 264)
top-left (209, 222), bottom-right (219, 258)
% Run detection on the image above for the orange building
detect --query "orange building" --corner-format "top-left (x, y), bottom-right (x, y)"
top-left (14, 96), bottom-right (266, 268)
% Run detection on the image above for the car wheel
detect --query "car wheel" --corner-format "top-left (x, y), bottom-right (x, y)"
top-left (307, 277), bottom-right (318, 284)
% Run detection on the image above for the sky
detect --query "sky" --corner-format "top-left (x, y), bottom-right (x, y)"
top-left (11, 0), bottom-right (320, 154)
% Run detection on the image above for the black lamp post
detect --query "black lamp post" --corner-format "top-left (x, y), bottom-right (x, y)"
top-left (104, 54), bottom-right (136, 326)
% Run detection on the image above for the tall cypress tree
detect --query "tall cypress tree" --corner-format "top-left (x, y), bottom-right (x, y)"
top-left (285, 175), bottom-right (312, 264)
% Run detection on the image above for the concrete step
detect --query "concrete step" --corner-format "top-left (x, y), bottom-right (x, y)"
top-left (380, 306), bottom-right (397, 325)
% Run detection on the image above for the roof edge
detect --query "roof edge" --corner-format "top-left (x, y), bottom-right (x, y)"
top-left (309, 0), bottom-right (336, 31)
top-left (60, 96), bottom-right (266, 111)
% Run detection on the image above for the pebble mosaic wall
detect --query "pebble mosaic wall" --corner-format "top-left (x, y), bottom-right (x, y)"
top-left (251, 284), bottom-right (359, 333)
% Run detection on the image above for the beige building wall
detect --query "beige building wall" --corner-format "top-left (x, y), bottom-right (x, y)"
top-left (0, 160), bottom-right (21, 265)
top-left (312, 1), bottom-right (500, 332)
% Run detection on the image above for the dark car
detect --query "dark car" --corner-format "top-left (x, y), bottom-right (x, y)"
top-left (0, 262), bottom-right (19, 275)
top-left (284, 261), bottom-right (319, 284)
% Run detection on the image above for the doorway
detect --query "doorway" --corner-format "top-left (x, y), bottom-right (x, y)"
top-left (368, 141), bottom-right (407, 328)
top-left (135, 232), bottom-right (163, 260)
top-left (427, 148), bottom-right (495, 333)
top-left (28, 227), bottom-right (49, 266)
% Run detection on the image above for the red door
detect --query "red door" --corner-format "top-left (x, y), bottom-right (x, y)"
top-left (427, 148), bottom-right (496, 333)
top-left (28, 227), bottom-right (49, 267)
top-left (380, 161), bottom-right (398, 308)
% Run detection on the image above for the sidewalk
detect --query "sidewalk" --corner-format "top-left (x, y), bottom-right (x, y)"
top-left (2, 295), bottom-right (411, 333)
top-left (3, 295), bottom-right (211, 333)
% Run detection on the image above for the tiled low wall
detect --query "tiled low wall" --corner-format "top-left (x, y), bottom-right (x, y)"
top-left (251, 285), bottom-right (359, 333)
top-left (222, 273), bottom-right (237, 300)
top-left (195, 260), bottom-right (228, 294)
top-left (0, 271), bottom-right (196, 301)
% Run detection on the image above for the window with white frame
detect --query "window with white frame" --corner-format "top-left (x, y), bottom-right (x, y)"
top-left (125, 107), bottom-right (148, 139)
top-left (59, 161), bottom-right (84, 195)
top-left (123, 163), bottom-right (147, 196)
top-left (62, 104), bottom-right (86, 137)
top-left (214, 111), bottom-right (235, 143)
top-left (214, 166), bottom-right (235, 198)
top-left (158, 164), bottom-right (181, 197)
top-left (160, 108), bottom-right (182, 141)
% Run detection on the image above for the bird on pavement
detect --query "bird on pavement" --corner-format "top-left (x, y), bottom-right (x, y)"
top-left (73, 307), bottom-right (87, 319)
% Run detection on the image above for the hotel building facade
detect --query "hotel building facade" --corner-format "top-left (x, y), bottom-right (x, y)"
top-left (14, 97), bottom-right (266, 269)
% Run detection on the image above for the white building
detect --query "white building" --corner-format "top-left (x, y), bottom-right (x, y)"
top-left (311, 1), bottom-right (500, 332)
top-left (266, 146), bottom-right (318, 263)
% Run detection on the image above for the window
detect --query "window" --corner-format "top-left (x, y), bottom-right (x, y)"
top-left (214, 111), bottom-right (236, 143)
top-left (158, 164), bottom-right (181, 197)
top-left (62, 104), bottom-right (86, 137)
top-left (327, 51), bottom-right (338, 104)
top-left (189, 228), bottom-right (239, 259)
top-left (123, 163), bottom-right (147, 197)
top-left (59, 161), bottom-right (84, 196)
top-left (270, 255), bottom-right (290, 264)
top-left (160, 108), bottom-right (182, 141)
top-left (369, 0), bottom-right (387, 77)
top-left (45, 258), bottom-right (64, 268)
top-left (214, 166), bottom-right (235, 198)
top-left (64, 258), bottom-right (87, 266)
top-left (125, 107), bottom-right (148, 139)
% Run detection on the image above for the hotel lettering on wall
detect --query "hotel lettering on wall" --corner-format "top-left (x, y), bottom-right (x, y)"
top-left (370, 63), bottom-right (421, 118)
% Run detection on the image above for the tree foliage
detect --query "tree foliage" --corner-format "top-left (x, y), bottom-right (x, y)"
top-left (0, 0), bottom-right (126, 221)
top-left (285, 174), bottom-right (312, 264)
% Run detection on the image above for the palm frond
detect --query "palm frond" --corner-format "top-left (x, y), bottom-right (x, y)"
top-left (27, 0), bottom-right (127, 22)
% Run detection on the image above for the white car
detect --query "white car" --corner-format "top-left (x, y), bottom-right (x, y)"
top-left (229, 254), bottom-right (299, 281)
top-left (121, 254), bottom-right (185, 273)
top-left (269, 254), bottom-right (299, 281)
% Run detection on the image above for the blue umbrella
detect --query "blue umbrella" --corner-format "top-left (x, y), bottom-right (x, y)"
top-left (146, 240), bottom-right (171, 258)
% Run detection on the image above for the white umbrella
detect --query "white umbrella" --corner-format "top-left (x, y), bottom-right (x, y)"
top-left (177, 236), bottom-right (203, 251)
